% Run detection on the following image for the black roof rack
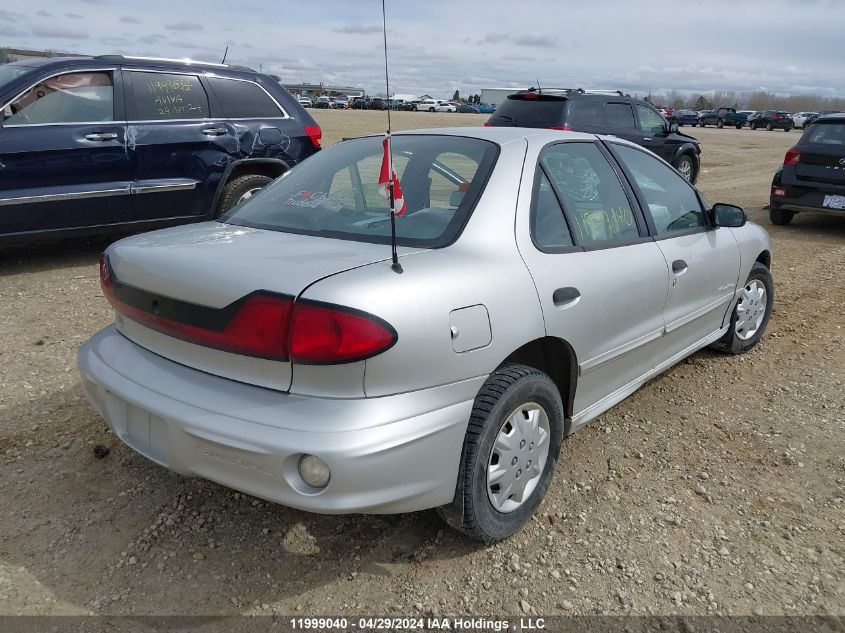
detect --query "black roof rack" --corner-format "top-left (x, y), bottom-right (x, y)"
top-left (524, 87), bottom-right (631, 97)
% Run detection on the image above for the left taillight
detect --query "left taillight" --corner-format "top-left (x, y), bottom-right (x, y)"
top-left (304, 125), bottom-right (322, 148)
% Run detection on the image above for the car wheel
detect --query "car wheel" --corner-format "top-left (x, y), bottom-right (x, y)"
top-left (215, 174), bottom-right (274, 217)
top-left (428, 107), bottom-right (435, 112)
top-left (750, 122), bottom-right (756, 130)
top-left (766, 122), bottom-right (773, 131)
top-left (736, 124), bottom-right (742, 129)
top-left (717, 119), bottom-right (724, 128)
top-left (674, 154), bottom-right (695, 182)
top-left (438, 363), bottom-right (564, 543)
top-left (769, 207), bottom-right (795, 225)
top-left (711, 263), bottom-right (773, 355)
top-left (785, 127), bottom-right (792, 132)
top-left (699, 121), bottom-right (706, 127)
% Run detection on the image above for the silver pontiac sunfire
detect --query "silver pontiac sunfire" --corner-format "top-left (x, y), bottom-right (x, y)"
top-left (79, 127), bottom-right (773, 542)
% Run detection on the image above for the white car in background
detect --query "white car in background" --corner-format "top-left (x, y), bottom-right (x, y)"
top-left (298, 96), bottom-right (312, 108)
top-left (416, 99), bottom-right (456, 112)
top-left (791, 112), bottom-right (818, 129)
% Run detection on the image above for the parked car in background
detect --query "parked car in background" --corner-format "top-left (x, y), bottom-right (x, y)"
top-left (80, 127), bottom-right (773, 543)
top-left (476, 103), bottom-right (496, 114)
top-left (417, 99), bottom-right (456, 112)
top-left (314, 96), bottom-right (331, 109)
top-left (333, 96), bottom-right (350, 109)
top-left (457, 103), bottom-right (480, 113)
top-left (769, 113), bottom-right (845, 225)
top-left (298, 96), bottom-right (312, 108)
top-left (804, 111), bottom-right (842, 126)
top-left (486, 88), bottom-right (702, 183)
top-left (699, 107), bottom-right (745, 129)
top-left (0, 55), bottom-right (321, 245)
top-left (791, 112), bottom-right (818, 129)
top-left (737, 111), bottom-right (755, 126)
top-left (673, 109), bottom-right (700, 126)
top-left (369, 98), bottom-right (388, 111)
top-left (747, 111), bottom-right (793, 131)
top-left (352, 97), bottom-right (370, 110)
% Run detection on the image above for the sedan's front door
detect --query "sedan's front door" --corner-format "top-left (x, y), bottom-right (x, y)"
top-left (517, 141), bottom-right (670, 428)
top-left (0, 69), bottom-right (131, 237)
top-left (610, 142), bottom-right (741, 357)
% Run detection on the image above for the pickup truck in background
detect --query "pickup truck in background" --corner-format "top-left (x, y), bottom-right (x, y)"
top-left (698, 107), bottom-right (746, 129)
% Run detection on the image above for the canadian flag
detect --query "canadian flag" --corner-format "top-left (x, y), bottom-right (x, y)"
top-left (377, 134), bottom-right (407, 216)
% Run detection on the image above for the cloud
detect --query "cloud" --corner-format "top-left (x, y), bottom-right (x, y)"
top-left (331, 24), bottom-right (382, 34)
top-left (119, 16), bottom-right (142, 24)
top-left (65, 12), bottom-right (83, 19)
top-left (511, 34), bottom-right (557, 47)
top-left (36, 9), bottom-right (51, 17)
top-left (31, 26), bottom-right (90, 39)
top-left (0, 26), bottom-right (26, 37)
top-left (0, 9), bottom-right (22, 20)
top-left (164, 22), bottom-right (203, 31)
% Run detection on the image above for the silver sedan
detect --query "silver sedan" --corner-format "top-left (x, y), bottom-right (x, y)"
top-left (79, 127), bottom-right (774, 542)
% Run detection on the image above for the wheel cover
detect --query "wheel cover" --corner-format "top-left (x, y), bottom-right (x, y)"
top-left (236, 187), bottom-right (263, 205)
top-left (486, 402), bottom-right (551, 513)
top-left (677, 158), bottom-right (692, 180)
top-left (735, 279), bottom-right (767, 340)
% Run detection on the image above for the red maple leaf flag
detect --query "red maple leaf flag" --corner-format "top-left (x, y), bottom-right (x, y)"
top-left (377, 134), bottom-right (407, 216)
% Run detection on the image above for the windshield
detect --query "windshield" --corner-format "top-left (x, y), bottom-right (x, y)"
top-left (489, 96), bottom-right (567, 128)
top-left (0, 64), bottom-right (33, 88)
top-left (224, 134), bottom-right (499, 248)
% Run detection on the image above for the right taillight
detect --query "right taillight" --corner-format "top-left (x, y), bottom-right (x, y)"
top-left (304, 125), bottom-right (322, 148)
top-left (784, 148), bottom-right (801, 165)
top-left (483, 120), bottom-right (493, 127)
top-left (549, 124), bottom-right (574, 131)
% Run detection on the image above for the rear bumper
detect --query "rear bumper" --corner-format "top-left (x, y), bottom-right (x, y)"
top-left (78, 325), bottom-right (483, 514)
top-left (771, 186), bottom-right (845, 216)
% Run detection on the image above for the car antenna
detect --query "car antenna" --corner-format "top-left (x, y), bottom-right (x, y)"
top-left (536, 79), bottom-right (542, 94)
top-left (381, 0), bottom-right (403, 274)
top-left (221, 45), bottom-right (229, 65)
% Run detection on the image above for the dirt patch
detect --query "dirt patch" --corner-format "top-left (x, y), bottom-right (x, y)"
top-left (0, 116), bottom-right (842, 618)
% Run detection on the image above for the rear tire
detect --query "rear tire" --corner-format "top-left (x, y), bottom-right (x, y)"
top-left (769, 207), bottom-right (795, 225)
top-left (717, 119), bottom-right (724, 128)
top-left (438, 363), bottom-right (564, 543)
top-left (215, 174), bottom-right (274, 217)
top-left (766, 122), bottom-right (774, 131)
top-left (710, 263), bottom-right (773, 355)
top-left (736, 124), bottom-right (742, 129)
top-left (699, 120), bottom-right (706, 127)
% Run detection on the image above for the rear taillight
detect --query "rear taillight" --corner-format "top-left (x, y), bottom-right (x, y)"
top-left (288, 301), bottom-right (397, 364)
top-left (773, 115), bottom-right (780, 121)
top-left (772, 187), bottom-right (787, 197)
top-left (483, 121), bottom-right (493, 127)
top-left (99, 254), bottom-right (112, 293)
top-left (549, 124), bottom-right (574, 131)
top-left (784, 148), bottom-right (801, 165)
top-left (304, 125), bottom-right (322, 148)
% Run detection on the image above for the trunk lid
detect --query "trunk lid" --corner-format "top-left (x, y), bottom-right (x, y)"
top-left (106, 221), bottom-right (409, 391)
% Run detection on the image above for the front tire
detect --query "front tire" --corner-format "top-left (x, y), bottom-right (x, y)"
top-left (770, 207), bottom-right (795, 225)
top-left (766, 122), bottom-right (774, 131)
top-left (215, 174), bottom-right (274, 217)
top-left (717, 119), bottom-right (724, 128)
top-left (711, 263), bottom-right (773, 355)
top-left (438, 363), bottom-right (564, 543)
top-left (674, 154), bottom-right (696, 183)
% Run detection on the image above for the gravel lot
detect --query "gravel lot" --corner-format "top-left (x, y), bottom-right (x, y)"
top-left (0, 112), bottom-right (842, 619)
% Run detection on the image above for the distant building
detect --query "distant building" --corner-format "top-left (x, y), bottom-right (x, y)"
top-left (480, 87), bottom-right (526, 106)
top-left (284, 82), bottom-right (364, 99)
top-left (0, 47), bottom-right (76, 64)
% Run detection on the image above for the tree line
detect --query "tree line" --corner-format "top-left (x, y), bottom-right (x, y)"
top-left (641, 89), bottom-right (845, 113)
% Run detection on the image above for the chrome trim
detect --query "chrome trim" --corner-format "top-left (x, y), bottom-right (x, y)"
top-left (132, 181), bottom-right (198, 195)
top-left (0, 187), bottom-right (129, 206)
top-left (579, 327), bottom-right (665, 375)
top-left (3, 121), bottom-right (122, 129)
top-left (1, 67), bottom-right (119, 121)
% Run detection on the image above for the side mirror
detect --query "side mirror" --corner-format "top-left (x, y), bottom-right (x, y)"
top-left (712, 203), bottom-right (746, 228)
top-left (667, 121), bottom-right (679, 133)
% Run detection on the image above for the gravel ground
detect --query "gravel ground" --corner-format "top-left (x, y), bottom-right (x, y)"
top-left (0, 114), bottom-right (842, 619)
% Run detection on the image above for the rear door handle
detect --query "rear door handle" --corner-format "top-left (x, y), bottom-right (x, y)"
top-left (553, 287), bottom-right (580, 306)
top-left (84, 132), bottom-right (118, 141)
top-left (672, 259), bottom-right (688, 274)
top-left (201, 127), bottom-right (228, 136)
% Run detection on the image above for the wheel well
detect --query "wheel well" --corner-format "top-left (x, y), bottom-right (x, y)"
top-left (227, 161), bottom-right (287, 182)
top-left (502, 337), bottom-right (577, 423)
top-left (756, 250), bottom-right (771, 269)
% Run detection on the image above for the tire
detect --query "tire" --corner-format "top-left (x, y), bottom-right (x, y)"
top-left (784, 127), bottom-right (792, 132)
top-left (766, 122), bottom-right (773, 131)
top-left (438, 363), bottom-right (564, 543)
top-left (699, 120), bottom-right (706, 127)
top-left (215, 174), bottom-right (274, 217)
top-left (711, 263), bottom-right (774, 355)
top-left (769, 207), bottom-right (795, 225)
top-left (673, 153), bottom-right (695, 183)
top-left (736, 124), bottom-right (742, 129)
top-left (750, 122), bottom-right (757, 130)
top-left (717, 119), bottom-right (724, 128)
top-left (428, 107), bottom-right (435, 112)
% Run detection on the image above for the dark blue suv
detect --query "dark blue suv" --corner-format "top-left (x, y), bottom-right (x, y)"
top-left (0, 55), bottom-right (321, 244)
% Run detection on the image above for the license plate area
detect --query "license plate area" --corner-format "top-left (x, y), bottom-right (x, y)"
top-left (822, 194), bottom-right (845, 209)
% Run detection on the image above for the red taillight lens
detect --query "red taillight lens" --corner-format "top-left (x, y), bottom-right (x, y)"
top-left (483, 121), bottom-right (493, 127)
top-left (288, 302), bottom-right (397, 364)
top-left (99, 254), bottom-right (112, 292)
top-left (304, 125), bottom-right (322, 148)
top-left (549, 124), bottom-right (574, 131)
top-left (784, 148), bottom-right (801, 165)
top-left (772, 187), bottom-right (787, 197)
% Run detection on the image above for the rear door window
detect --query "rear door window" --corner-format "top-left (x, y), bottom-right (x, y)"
top-left (4, 71), bottom-right (114, 125)
top-left (490, 97), bottom-right (567, 127)
top-left (567, 100), bottom-right (603, 126)
top-left (127, 71), bottom-right (209, 121)
top-left (605, 102), bottom-right (635, 130)
top-left (531, 172), bottom-right (574, 250)
top-left (207, 77), bottom-right (285, 118)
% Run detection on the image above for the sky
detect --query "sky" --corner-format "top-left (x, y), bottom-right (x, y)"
top-left (2, 0), bottom-right (844, 99)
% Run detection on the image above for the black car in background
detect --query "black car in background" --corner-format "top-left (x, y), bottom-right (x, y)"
top-left (486, 88), bottom-right (702, 183)
top-left (747, 110), bottom-right (793, 131)
top-left (769, 113), bottom-right (845, 225)
top-left (673, 109), bottom-right (700, 126)
top-left (352, 97), bottom-right (370, 109)
top-left (369, 98), bottom-right (387, 111)
top-left (456, 103), bottom-right (480, 113)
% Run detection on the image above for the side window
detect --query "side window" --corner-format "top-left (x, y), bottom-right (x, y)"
top-left (129, 72), bottom-right (208, 121)
top-left (605, 103), bottom-right (635, 130)
top-left (207, 77), bottom-right (284, 118)
top-left (541, 143), bottom-right (640, 247)
top-left (4, 72), bottom-right (113, 125)
top-left (635, 104), bottom-right (666, 135)
top-left (567, 100), bottom-right (603, 126)
top-left (531, 172), bottom-right (574, 250)
top-left (612, 143), bottom-right (707, 235)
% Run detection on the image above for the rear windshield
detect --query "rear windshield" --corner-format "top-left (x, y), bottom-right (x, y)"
top-left (224, 135), bottom-right (499, 248)
top-left (488, 96), bottom-right (567, 127)
top-left (0, 64), bottom-right (33, 89)
top-left (802, 121), bottom-right (845, 145)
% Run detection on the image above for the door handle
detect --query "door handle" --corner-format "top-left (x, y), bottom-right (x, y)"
top-left (553, 287), bottom-right (580, 306)
top-left (84, 132), bottom-right (118, 141)
top-left (201, 127), bottom-right (228, 136)
top-left (672, 259), bottom-right (688, 274)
